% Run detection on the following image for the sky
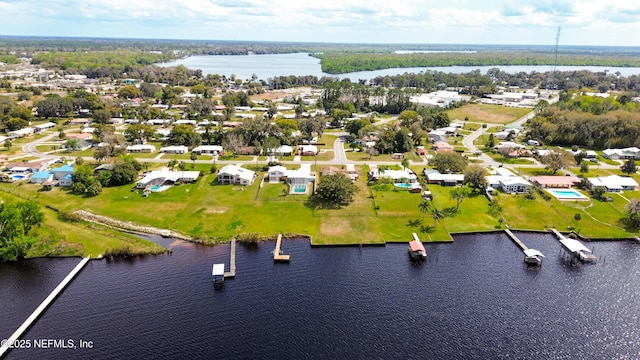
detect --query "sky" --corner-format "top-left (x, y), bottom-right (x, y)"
top-left (2, 0), bottom-right (640, 46)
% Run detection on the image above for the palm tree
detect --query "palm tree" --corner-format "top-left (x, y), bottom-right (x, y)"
top-left (401, 158), bottom-right (409, 171)
top-left (167, 159), bottom-right (178, 171)
top-left (418, 199), bottom-right (431, 219)
top-left (430, 208), bottom-right (444, 228)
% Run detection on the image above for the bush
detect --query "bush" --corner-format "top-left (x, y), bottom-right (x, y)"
top-left (210, 165), bottom-right (217, 174)
top-left (574, 213), bottom-right (582, 221)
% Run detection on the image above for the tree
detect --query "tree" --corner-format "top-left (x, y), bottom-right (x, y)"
top-left (85, 179), bottom-right (102, 197)
top-left (430, 208), bottom-right (444, 227)
top-left (430, 152), bottom-right (468, 174)
top-left (65, 139), bottom-right (79, 151)
top-left (401, 158), bottom-right (410, 171)
top-left (0, 200), bottom-right (44, 261)
top-left (579, 161), bottom-right (589, 175)
top-left (485, 133), bottom-right (496, 149)
top-left (450, 186), bottom-right (472, 210)
top-left (124, 124), bottom-right (155, 143)
top-left (365, 146), bottom-right (378, 159)
top-left (540, 152), bottom-right (574, 175)
top-left (621, 159), bottom-right (637, 176)
top-left (109, 161), bottom-right (138, 186)
top-left (464, 165), bottom-right (488, 192)
top-left (118, 85), bottom-right (141, 99)
top-left (5, 117), bottom-right (28, 131)
top-left (168, 159), bottom-right (178, 171)
top-left (3, 139), bottom-right (11, 150)
top-left (190, 152), bottom-right (198, 168)
top-left (418, 199), bottom-right (431, 218)
top-left (315, 173), bottom-right (359, 206)
top-left (92, 108), bottom-right (112, 124)
top-left (169, 124), bottom-right (201, 147)
top-left (626, 198), bottom-right (640, 228)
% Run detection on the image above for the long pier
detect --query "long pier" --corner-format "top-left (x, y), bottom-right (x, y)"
top-left (0, 256), bottom-right (91, 358)
top-left (504, 229), bottom-right (528, 251)
top-left (274, 234), bottom-right (291, 262)
top-left (224, 237), bottom-right (236, 279)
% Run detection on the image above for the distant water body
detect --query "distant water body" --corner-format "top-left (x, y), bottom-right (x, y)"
top-left (2, 232), bottom-right (640, 359)
top-left (157, 53), bottom-right (640, 81)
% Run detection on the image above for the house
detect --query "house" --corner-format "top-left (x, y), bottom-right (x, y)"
top-left (58, 173), bottom-right (73, 187)
top-left (433, 141), bottom-right (454, 153)
top-left (410, 91), bottom-right (461, 107)
top-left (146, 119), bottom-right (171, 126)
top-left (50, 164), bottom-right (74, 180)
top-left (125, 119), bottom-right (140, 125)
top-left (66, 133), bottom-right (92, 141)
top-left (217, 165), bottom-right (256, 186)
top-left (127, 144), bottom-right (156, 153)
top-left (109, 118), bottom-right (124, 125)
top-left (30, 171), bottom-right (53, 184)
top-left (587, 175), bottom-right (639, 192)
top-left (93, 164), bottom-right (114, 175)
top-left (192, 145), bottom-right (224, 155)
top-left (423, 170), bottom-right (464, 186)
top-left (174, 120), bottom-right (197, 126)
top-left (268, 165), bottom-right (287, 182)
top-left (65, 139), bottom-right (92, 151)
top-left (235, 146), bottom-right (256, 155)
top-left (428, 129), bottom-right (447, 143)
top-left (283, 164), bottom-right (316, 194)
top-left (392, 153), bottom-right (404, 160)
top-left (322, 165), bottom-right (358, 182)
top-left (68, 118), bottom-right (90, 126)
top-left (135, 170), bottom-right (200, 189)
top-left (486, 168), bottom-right (531, 194)
top-left (160, 146), bottom-right (189, 154)
top-left (416, 146), bottom-right (426, 156)
top-left (267, 145), bottom-right (293, 156)
top-left (5, 159), bottom-right (50, 173)
top-left (602, 147), bottom-right (640, 160)
top-left (369, 165), bottom-right (417, 183)
top-left (298, 145), bottom-right (318, 156)
top-left (531, 176), bottom-right (581, 189)
top-left (7, 127), bottom-right (34, 139)
top-left (33, 122), bottom-right (56, 132)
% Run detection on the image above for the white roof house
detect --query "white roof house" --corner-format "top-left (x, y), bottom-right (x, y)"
top-left (136, 170), bottom-right (200, 189)
top-left (602, 147), bottom-right (640, 160)
top-left (268, 145), bottom-right (293, 156)
top-left (127, 144), bottom-right (156, 153)
top-left (588, 175), bottom-right (638, 192)
top-left (218, 165), bottom-right (256, 186)
top-left (33, 122), bottom-right (56, 131)
top-left (7, 127), bottom-right (34, 139)
top-left (410, 91), bottom-right (461, 107)
top-left (369, 165), bottom-right (418, 183)
top-left (192, 145), bottom-right (223, 155)
top-left (486, 168), bottom-right (532, 194)
top-left (160, 145), bottom-right (189, 154)
top-left (299, 145), bottom-right (318, 155)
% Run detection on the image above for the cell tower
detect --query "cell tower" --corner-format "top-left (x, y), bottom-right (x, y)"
top-left (547, 26), bottom-right (561, 90)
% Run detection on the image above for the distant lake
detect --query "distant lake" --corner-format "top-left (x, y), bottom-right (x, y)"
top-left (157, 53), bottom-right (640, 81)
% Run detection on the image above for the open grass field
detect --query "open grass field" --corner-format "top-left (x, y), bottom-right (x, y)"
top-left (0, 189), bottom-right (166, 258)
top-left (1, 161), bottom-right (637, 257)
top-left (446, 104), bottom-right (531, 124)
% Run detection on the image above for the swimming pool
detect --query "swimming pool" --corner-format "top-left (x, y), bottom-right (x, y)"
top-left (150, 185), bottom-right (162, 191)
top-left (547, 188), bottom-right (589, 200)
top-left (292, 185), bottom-right (307, 194)
top-left (10, 174), bottom-right (27, 181)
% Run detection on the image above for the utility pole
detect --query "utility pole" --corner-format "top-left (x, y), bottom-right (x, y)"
top-left (547, 26), bottom-right (561, 90)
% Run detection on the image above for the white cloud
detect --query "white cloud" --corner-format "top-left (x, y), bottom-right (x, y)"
top-left (1, 0), bottom-right (640, 45)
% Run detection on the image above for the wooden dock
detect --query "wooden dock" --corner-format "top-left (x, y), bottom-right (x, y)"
top-left (550, 229), bottom-right (597, 263)
top-left (273, 233), bottom-right (291, 262)
top-left (224, 237), bottom-right (236, 279)
top-left (0, 256), bottom-right (91, 358)
top-left (505, 229), bottom-right (528, 251)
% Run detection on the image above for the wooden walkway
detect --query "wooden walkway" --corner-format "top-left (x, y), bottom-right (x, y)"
top-left (505, 229), bottom-right (528, 251)
top-left (0, 256), bottom-right (91, 358)
top-left (224, 237), bottom-right (236, 279)
top-left (274, 234), bottom-right (291, 262)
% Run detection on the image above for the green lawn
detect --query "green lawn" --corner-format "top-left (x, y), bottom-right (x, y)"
top-left (447, 104), bottom-right (531, 124)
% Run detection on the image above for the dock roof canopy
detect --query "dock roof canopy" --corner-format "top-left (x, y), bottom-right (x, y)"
top-left (409, 240), bottom-right (426, 252)
top-left (523, 249), bottom-right (545, 257)
top-left (559, 239), bottom-right (592, 253)
top-left (212, 264), bottom-right (225, 276)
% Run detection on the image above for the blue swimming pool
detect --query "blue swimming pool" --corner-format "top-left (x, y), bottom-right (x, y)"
top-left (394, 183), bottom-right (412, 189)
top-left (150, 185), bottom-right (162, 191)
top-left (547, 189), bottom-right (589, 200)
top-left (10, 174), bottom-right (26, 181)
top-left (293, 185), bottom-right (307, 193)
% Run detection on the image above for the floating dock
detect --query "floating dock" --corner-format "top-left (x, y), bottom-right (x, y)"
top-left (224, 237), bottom-right (236, 279)
top-left (551, 229), bottom-right (597, 263)
top-left (273, 234), bottom-right (291, 262)
top-left (0, 256), bottom-right (91, 358)
top-left (505, 229), bottom-right (544, 265)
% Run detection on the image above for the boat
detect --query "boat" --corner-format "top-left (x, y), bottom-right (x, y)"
top-left (408, 233), bottom-right (427, 260)
top-left (523, 249), bottom-right (544, 266)
top-left (212, 263), bottom-right (225, 288)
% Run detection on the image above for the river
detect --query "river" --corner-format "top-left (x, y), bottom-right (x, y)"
top-left (1, 232), bottom-right (640, 359)
top-left (157, 53), bottom-right (640, 81)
